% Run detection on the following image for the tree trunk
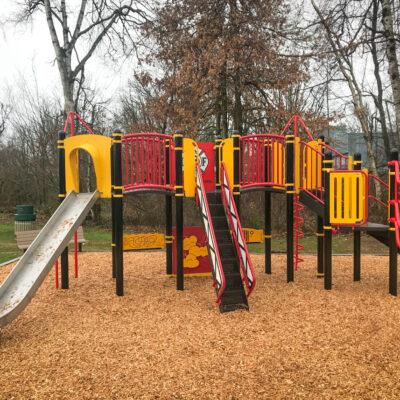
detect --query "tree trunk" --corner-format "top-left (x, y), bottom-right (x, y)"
top-left (381, 0), bottom-right (400, 148)
top-left (233, 73), bottom-right (243, 134)
top-left (220, 67), bottom-right (229, 138)
top-left (370, 0), bottom-right (391, 160)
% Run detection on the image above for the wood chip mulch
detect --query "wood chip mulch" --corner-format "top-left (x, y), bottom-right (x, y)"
top-left (0, 252), bottom-right (400, 399)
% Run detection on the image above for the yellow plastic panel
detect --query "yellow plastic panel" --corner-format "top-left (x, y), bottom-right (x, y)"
top-left (302, 140), bottom-right (322, 190)
top-left (183, 138), bottom-right (196, 197)
top-left (272, 141), bottom-right (285, 186)
top-left (294, 137), bottom-right (301, 192)
top-left (123, 233), bottom-right (165, 250)
top-left (221, 138), bottom-right (234, 184)
top-left (64, 134), bottom-right (112, 198)
top-left (329, 170), bottom-right (367, 225)
top-left (243, 228), bottom-right (264, 243)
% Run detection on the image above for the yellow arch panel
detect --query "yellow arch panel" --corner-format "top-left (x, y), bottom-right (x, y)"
top-left (64, 134), bottom-right (112, 198)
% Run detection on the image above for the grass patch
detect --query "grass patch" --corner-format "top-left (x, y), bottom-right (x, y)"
top-left (248, 233), bottom-right (390, 254)
top-left (0, 224), bottom-right (21, 263)
top-left (0, 221), bottom-right (392, 266)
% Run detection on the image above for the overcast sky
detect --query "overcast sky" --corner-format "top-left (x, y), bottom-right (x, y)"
top-left (0, 2), bottom-right (131, 109)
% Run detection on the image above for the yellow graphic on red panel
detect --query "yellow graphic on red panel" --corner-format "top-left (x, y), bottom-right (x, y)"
top-left (183, 235), bottom-right (208, 268)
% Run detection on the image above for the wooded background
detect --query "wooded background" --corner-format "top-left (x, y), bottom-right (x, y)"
top-left (0, 0), bottom-right (399, 231)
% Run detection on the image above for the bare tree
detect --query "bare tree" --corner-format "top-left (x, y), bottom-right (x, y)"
top-left (16, 1), bottom-right (151, 114)
top-left (380, 0), bottom-right (400, 148)
top-left (0, 102), bottom-right (11, 138)
top-left (311, 0), bottom-right (381, 194)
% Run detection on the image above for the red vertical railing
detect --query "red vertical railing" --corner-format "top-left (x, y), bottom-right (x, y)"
top-left (323, 144), bottom-right (349, 170)
top-left (240, 134), bottom-right (285, 189)
top-left (388, 160), bottom-right (400, 248)
top-left (122, 133), bottom-right (175, 192)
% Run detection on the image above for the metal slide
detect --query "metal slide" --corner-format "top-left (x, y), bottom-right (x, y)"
top-left (0, 191), bottom-right (99, 328)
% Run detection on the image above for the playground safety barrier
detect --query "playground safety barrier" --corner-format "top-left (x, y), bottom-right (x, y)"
top-left (240, 134), bottom-right (285, 189)
top-left (388, 160), bottom-right (400, 248)
top-left (220, 162), bottom-right (256, 296)
top-left (195, 162), bottom-right (226, 302)
top-left (122, 133), bottom-right (175, 192)
top-left (329, 170), bottom-right (368, 225)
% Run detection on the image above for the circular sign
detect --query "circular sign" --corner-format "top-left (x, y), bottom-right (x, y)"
top-left (198, 149), bottom-right (209, 172)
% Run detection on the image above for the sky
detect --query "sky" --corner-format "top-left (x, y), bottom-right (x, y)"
top-left (0, 2), bottom-right (132, 110)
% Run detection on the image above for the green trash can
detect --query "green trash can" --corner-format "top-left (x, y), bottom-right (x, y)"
top-left (15, 205), bottom-right (37, 233)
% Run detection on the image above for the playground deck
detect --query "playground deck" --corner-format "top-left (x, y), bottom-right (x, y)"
top-left (0, 252), bottom-right (399, 399)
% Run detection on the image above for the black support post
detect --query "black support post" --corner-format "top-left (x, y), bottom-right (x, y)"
top-left (111, 144), bottom-right (116, 278)
top-left (389, 150), bottom-right (398, 296)
top-left (353, 153), bottom-right (362, 282)
top-left (317, 216), bottom-right (324, 277)
top-left (264, 192), bottom-right (272, 274)
top-left (58, 130), bottom-right (69, 289)
top-left (264, 138), bottom-right (272, 274)
top-left (285, 134), bottom-right (295, 282)
top-left (215, 137), bottom-right (222, 189)
top-left (165, 137), bottom-right (173, 275)
top-left (112, 131), bottom-right (124, 296)
top-left (323, 152), bottom-right (333, 290)
top-left (316, 136), bottom-right (324, 278)
top-left (174, 132), bottom-right (184, 291)
top-left (232, 131), bottom-right (241, 214)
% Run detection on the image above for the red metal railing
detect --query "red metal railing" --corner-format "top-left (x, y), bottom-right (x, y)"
top-left (368, 174), bottom-right (388, 209)
top-left (388, 160), bottom-right (400, 248)
top-left (281, 114), bottom-right (314, 140)
top-left (220, 162), bottom-right (256, 296)
top-left (195, 162), bottom-right (226, 303)
top-left (122, 133), bottom-right (175, 192)
top-left (323, 144), bottom-right (349, 170)
top-left (240, 134), bottom-right (285, 189)
top-left (64, 111), bottom-right (95, 136)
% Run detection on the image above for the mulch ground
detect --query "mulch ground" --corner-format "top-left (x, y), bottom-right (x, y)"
top-left (0, 252), bottom-right (400, 399)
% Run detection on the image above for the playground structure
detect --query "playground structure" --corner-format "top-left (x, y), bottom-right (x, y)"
top-left (1, 113), bottom-right (400, 325)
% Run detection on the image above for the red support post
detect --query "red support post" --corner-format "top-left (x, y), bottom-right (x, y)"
top-left (55, 260), bottom-right (59, 289)
top-left (74, 231), bottom-right (78, 278)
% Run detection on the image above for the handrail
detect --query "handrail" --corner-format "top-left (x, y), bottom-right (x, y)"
top-left (220, 162), bottom-right (256, 296)
top-left (64, 112), bottom-right (95, 136)
top-left (368, 174), bottom-right (388, 209)
top-left (124, 132), bottom-right (172, 139)
top-left (323, 143), bottom-right (349, 170)
top-left (195, 162), bottom-right (226, 303)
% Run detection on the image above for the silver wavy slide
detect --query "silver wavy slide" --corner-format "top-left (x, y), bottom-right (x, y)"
top-left (0, 191), bottom-right (98, 328)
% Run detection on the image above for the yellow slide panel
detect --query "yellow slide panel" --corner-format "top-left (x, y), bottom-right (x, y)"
top-left (329, 171), bottom-right (367, 225)
top-left (64, 134), bottom-right (112, 198)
